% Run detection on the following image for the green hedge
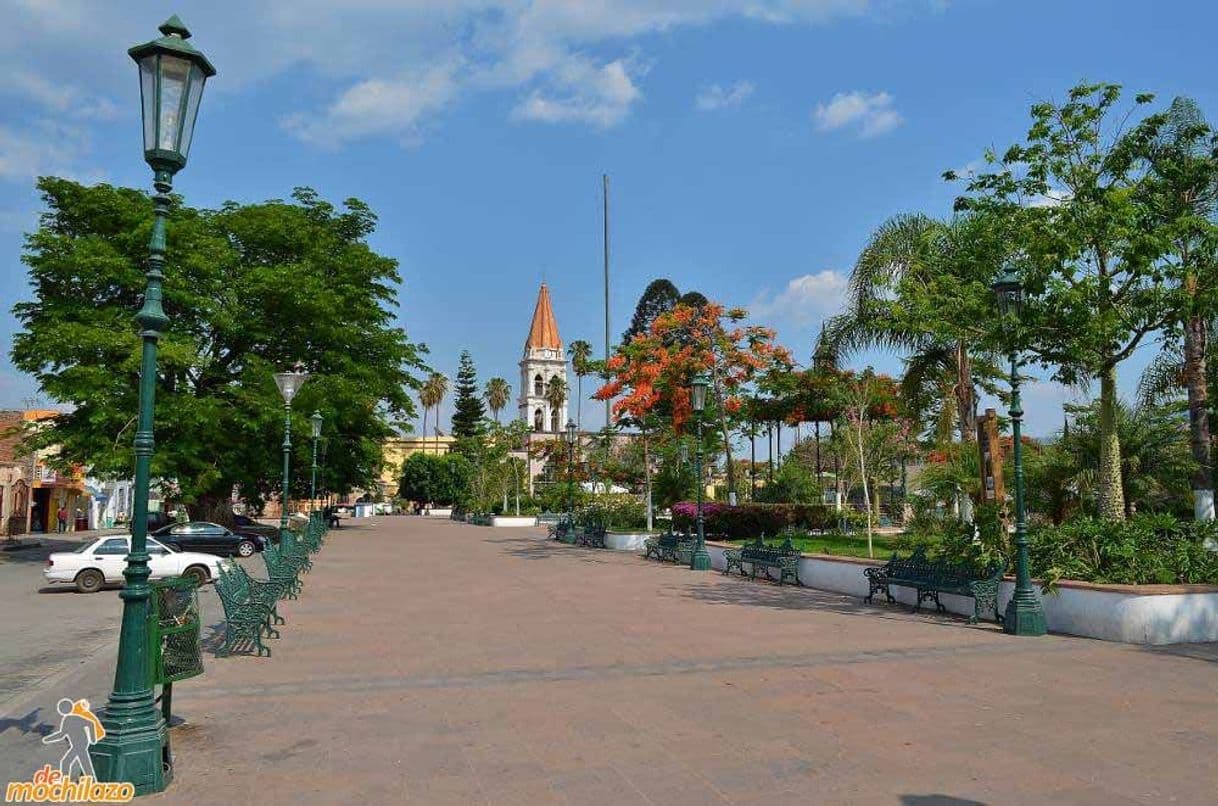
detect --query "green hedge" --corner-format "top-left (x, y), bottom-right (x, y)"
top-left (671, 502), bottom-right (832, 538)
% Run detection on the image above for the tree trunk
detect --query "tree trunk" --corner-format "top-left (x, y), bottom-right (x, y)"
top-left (955, 341), bottom-right (978, 442)
top-left (194, 487), bottom-right (236, 528)
top-left (854, 414), bottom-right (873, 558)
top-left (1184, 313), bottom-right (1214, 520)
top-left (1097, 364), bottom-right (1126, 521)
top-left (643, 425), bottom-right (653, 531)
top-left (576, 376), bottom-right (583, 430)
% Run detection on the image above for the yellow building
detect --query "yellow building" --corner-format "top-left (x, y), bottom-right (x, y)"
top-left (378, 435), bottom-right (455, 498)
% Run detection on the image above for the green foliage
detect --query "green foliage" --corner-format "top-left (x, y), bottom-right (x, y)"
top-left (622, 278), bottom-right (680, 344)
top-left (11, 180), bottom-right (427, 513)
top-left (397, 452), bottom-right (472, 507)
top-left (450, 350), bottom-right (486, 440)
top-left (580, 494), bottom-right (646, 531)
top-left (671, 501), bottom-right (832, 538)
top-left (1029, 514), bottom-right (1218, 589)
top-left (754, 460), bottom-right (821, 504)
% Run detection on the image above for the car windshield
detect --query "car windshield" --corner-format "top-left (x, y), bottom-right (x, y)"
top-left (73, 542), bottom-right (94, 553)
top-left (149, 538), bottom-right (175, 553)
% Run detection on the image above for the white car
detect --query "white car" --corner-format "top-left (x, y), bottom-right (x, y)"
top-left (44, 535), bottom-right (230, 593)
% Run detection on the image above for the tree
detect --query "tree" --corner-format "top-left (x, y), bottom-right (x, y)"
top-left (958, 83), bottom-right (1171, 520)
top-left (398, 452), bottom-right (437, 504)
top-left (545, 375), bottom-right (567, 426)
top-left (622, 279), bottom-right (680, 344)
top-left (484, 377), bottom-right (512, 424)
top-left (11, 180), bottom-right (426, 521)
top-left (596, 301), bottom-right (793, 497)
top-left (419, 373), bottom-right (448, 443)
top-left (1129, 96), bottom-right (1218, 519)
top-left (450, 350), bottom-right (486, 440)
top-left (567, 339), bottom-right (593, 428)
top-left (678, 291), bottom-right (708, 309)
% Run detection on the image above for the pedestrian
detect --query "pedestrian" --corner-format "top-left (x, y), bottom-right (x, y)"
top-left (56, 505), bottom-right (67, 533)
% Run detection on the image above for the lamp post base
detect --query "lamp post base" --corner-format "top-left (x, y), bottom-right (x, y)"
top-left (690, 549), bottom-right (711, 571)
top-left (89, 706), bottom-right (170, 795)
top-left (1002, 590), bottom-right (1047, 637)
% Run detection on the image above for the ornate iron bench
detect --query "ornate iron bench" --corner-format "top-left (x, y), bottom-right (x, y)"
top-left (548, 516), bottom-right (576, 543)
top-left (723, 537), bottom-right (802, 585)
top-left (261, 544), bottom-right (303, 599)
top-left (643, 530), bottom-right (694, 563)
top-left (215, 565), bottom-right (281, 657)
top-left (575, 523), bottom-right (607, 549)
top-left (863, 546), bottom-right (1005, 624)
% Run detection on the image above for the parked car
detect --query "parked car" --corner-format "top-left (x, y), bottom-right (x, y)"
top-left (231, 513), bottom-right (280, 544)
top-left (127, 510), bottom-right (176, 534)
top-left (151, 521), bottom-right (267, 557)
top-left (44, 535), bottom-right (228, 593)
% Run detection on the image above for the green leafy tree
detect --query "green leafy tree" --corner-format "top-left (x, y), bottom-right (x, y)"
top-left (958, 82), bottom-right (1172, 520)
top-left (450, 350), bottom-right (485, 440)
top-left (11, 179), bottom-right (426, 521)
top-left (398, 452), bottom-right (437, 503)
top-left (484, 377), bottom-right (512, 424)
top-left (621, 279), bottom-right (680, 344)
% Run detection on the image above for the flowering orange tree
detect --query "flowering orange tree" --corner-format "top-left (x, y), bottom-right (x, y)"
top-left (594, 301), bottom-right (793, 495)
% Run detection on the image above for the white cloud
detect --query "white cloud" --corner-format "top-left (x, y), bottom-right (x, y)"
top-left (749, 270), bottom-right (850, 327)
top-left (0, 121), bottom-right (98, 183)
top-left (813, 90), bottom-right (903, 137)
top-left (511, 57), bottom-right (643, 128)
top-left (696, 80), bottom-right (755, 111)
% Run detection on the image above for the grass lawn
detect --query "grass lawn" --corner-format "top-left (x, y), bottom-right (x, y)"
top-left (726, 532), bottom-right (922, 560)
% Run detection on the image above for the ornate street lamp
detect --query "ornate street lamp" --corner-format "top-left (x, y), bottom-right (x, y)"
top-left (274, 366), bottom-right (309, 531)
top-left (992, 261), bottom-right (1046, 636)
top-left (564, 419), bottom-right (578, 523)
top-left (91, 17), bottom-right (215, 793)
top-left (310, 411), bottom-right (323, 514)
top-left (689, 372), bottom-right (711, 571)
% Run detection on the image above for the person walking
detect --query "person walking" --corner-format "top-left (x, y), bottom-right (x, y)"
top-left (56, 505), bottom-right (67, 533)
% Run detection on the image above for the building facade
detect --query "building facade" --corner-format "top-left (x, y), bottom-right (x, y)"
top-left (518, 283), bottom-right (569, 434)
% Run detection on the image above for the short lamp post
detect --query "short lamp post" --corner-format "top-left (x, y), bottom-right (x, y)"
top-left (310, 411), bottom-right (323, 514)
top-left (564, 419), bottom-right (578, 521)
top-left (90, 16), bottom-right (215, 793)
top-left (689, 372), bottom-right (711, 571)
top-left (992, 263), bottom-right (1047, 637)
top-left (274, 367), bottom-right (309, 531)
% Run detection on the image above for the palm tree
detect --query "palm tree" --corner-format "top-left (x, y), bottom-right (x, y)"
top-left (545, 375), bottom-right (567, 432)
top-left (418, 380), bottom-right (438, 450)
top-left (484, 377), bottom-right (511, 423)
top-left (568, 339), bottom-right (593, 429)
top-left (420, 372), bottom-right (448, 451)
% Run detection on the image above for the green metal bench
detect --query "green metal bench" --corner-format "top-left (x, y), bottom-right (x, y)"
top-left (643, 529), bottom-right (695, 564)
top-left (864, 546), bottom-right (1005, 624)
top-left (549, 515), bottom-right (576, 543)
top-left (724, 537), bottom-right (802, 585)
top-left (575, 523), bottom-right (607, 549)
top-left (261, 544), bottom-right (303, 598)
top-left (215, 565), bottom-right (280, 657)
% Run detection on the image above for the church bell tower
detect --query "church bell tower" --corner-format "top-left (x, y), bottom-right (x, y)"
top-left (519, 284), bottom-right (568, 433)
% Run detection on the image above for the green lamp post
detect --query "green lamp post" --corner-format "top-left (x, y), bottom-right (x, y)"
top-left (564, 419), bottom-right (578, 522)
top-left (689, 371), bottom-right (711, 571)
top-left (993, 263), bottom-right (1047, 637)
top-left (310, 411), bottom-right (323, 513)
top-left (274, 366), bottom-right (309, 531)
top-left (90, 16), bottom-right (215, 794)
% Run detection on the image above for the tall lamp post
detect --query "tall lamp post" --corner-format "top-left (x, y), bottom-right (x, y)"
top-left (689, 372), bottom-right (711, 571)
top-left (310, 411), bottom-right (323, 513)
top-left (91, 17), bottom-right (214, 793)
top-left (992, 263), bottom-right (1047, 637)
top-left (274, 366), bottom-right (309, 531)
top-left (564, 419), bottom-right (578, 521)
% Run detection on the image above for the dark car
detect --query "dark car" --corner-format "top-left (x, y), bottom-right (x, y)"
top-left (130, 511), bottom-right (175, 535)
top-left (151, 521), bottom-right (266, 558)
top-left (231, 513), bottom-right (280, 544)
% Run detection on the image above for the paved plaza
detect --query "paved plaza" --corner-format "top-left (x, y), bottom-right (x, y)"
top-left (119, 517), bottom-right (1214, 805)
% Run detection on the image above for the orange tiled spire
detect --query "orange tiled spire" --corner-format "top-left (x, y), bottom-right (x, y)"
top-left (524, 284), bottom-right (562, 350)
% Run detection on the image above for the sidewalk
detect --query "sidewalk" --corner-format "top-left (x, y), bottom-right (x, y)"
top-left (121, 517), bottom-right (1217, 805)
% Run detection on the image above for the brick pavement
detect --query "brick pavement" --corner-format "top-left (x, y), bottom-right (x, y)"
top-left (152, 517), bottom-right (1218, 805)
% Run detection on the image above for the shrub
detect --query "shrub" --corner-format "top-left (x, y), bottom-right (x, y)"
top-left (1028, 514), bottom-right (1218, 589)
top-left (671, 501), bottom-right (831, 538)
top-left (581, 494), bottom-right (647, 531)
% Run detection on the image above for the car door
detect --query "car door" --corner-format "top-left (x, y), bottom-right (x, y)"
top-left (146, 539), bottom-right (176, 579)
top-left (197, 522), bottom-right (233, 554)
top-left (167, 523), bottom-right (205, 552)
top-left (90, 537), bottom-right (131, 583)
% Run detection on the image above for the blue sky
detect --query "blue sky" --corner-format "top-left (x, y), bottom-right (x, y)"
top-left (1, 0), bottom-right (1215, 445)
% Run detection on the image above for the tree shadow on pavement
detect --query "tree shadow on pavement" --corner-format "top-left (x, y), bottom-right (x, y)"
top-left (0, 708), bottom-right (54, 738)
top-left (900, 796), bottom-right (986, 805)
top-left (1143, 642), bottom-right (1218, 664)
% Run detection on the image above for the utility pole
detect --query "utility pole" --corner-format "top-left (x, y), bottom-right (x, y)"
top-left (602, 174), bottom-right (611, 432)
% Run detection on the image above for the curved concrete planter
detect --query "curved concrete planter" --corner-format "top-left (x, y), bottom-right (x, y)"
top-left (491, 516), bottom-right (538, 528)
top-left (603, 532), bottom-right (652, 551)
top-left (703, 542), bottom-right (1218, 645)
top-left (424, 508), bottom-right (453, 518)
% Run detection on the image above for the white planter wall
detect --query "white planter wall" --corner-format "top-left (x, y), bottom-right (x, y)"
top-left (702, 542), bottom-right (1218, 645)
top-left (425, 508), bottom-right (453, 518)
top-left (603, 532), bottom-right (651, 551)
top-left (491, 516), bottom-right (538, 528)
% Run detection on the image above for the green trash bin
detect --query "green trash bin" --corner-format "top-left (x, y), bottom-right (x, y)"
top-left (148, 577), bottom-right (204, 726)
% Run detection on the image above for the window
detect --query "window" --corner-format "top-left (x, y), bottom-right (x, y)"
top-left (533, 408), bottom-right (544, 432)
top-left (534, 374), bottom-right (543, 396)
top-left (95, 538), bottom-right (129, 555)
top-left (550, 410), bottom-right (560, 433)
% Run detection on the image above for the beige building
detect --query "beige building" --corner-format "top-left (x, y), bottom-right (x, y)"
top-left (378, 435), bottom-right (455, 498)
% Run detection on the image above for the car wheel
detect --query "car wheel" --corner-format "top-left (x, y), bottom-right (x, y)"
top-left (183, 565), bottom-right (209, 586)
top-left (75, 569), bottom-right (105, 594)
top-left (236, 540), bottom-right (256, 557)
